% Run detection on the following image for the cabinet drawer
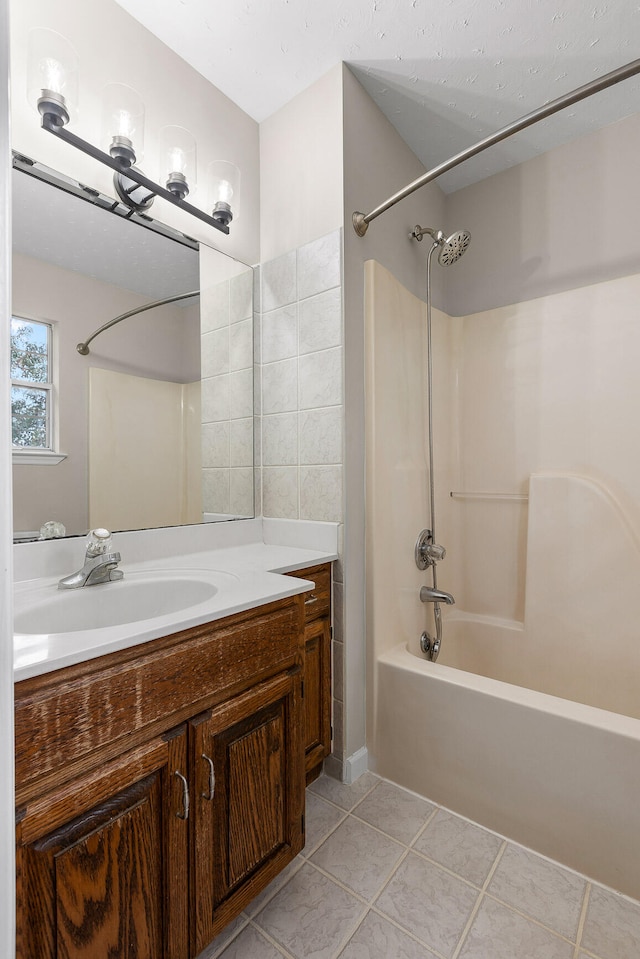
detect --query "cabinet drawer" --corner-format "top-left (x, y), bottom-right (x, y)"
top-left (286, 565), bottom-right (331, 621)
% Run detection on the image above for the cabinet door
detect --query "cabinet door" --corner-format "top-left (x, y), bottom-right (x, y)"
top-left (304, 616), bottom-right (332, 780)
top-left (190, 670), bottom-right (304, 952)
top-left (16, 730), bottom-right (189, 959)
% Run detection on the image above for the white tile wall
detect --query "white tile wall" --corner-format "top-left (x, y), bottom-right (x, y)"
top-left (200, 261), bottom-right (255, 519)
top-left (258, 228), bottom-right (345, 767)
top-left (259, 229), bottom-right (344, 522)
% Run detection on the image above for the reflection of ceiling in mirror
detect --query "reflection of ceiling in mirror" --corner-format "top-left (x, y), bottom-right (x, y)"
top-left (12, 170), bottom-right (200, 300)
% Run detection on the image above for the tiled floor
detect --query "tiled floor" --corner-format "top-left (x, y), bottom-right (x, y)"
top-left (199, 772), bottom-right (640, 959)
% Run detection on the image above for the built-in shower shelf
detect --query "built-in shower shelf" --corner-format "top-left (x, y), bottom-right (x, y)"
top-left (449, 491), bottom-right (529, 501)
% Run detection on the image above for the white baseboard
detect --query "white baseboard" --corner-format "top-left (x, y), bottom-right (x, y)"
top-left (324, 746), bottom-right (369, 784)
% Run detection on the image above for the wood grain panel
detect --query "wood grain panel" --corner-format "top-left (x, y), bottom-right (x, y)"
top-left (228, 707), bottom-right (284, 885)
top-left (286, 565), bottom-right (331, 621)
top-left (15, 598), bottom-right (303, 801)
top-left (190, 670), bottom-right (304, 953)
top-left (22, 774), bottom-right (163, 959)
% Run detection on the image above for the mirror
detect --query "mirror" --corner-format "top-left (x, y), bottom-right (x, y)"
top-left (11, 154), bottom-right (254, 541)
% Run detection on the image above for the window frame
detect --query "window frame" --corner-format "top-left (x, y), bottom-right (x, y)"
top-left (10, 314), bottom-right (66, 465)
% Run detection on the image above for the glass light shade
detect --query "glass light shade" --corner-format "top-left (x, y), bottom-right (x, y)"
top-left (159, 125), bottom-right (197, 199)
top-left (101, 83), bottom-right (145, 164)
top-left (208, 161), bottom-right (241, 225)
top-left (27, 28), bottom-right (79, 123)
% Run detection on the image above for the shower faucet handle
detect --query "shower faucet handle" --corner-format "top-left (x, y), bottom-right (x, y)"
top-left (415, 529), bottom-right (446, 570)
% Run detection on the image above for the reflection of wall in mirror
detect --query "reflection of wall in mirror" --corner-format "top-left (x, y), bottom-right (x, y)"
top-left (200, 245), bottom-right (254, 520)
top-left (89, 368), bottom-right (201, 531)
top-left (12, 251), bottom-right (200, 536)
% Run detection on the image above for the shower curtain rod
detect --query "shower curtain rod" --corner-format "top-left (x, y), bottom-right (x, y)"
top-left (352, 58), bottom-right (640, 237)
top-left (76, 290), bottom-right (199, 355)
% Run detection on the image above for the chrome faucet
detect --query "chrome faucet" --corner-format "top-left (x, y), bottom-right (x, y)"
top-left (420, 585), bottom-right (455, 605)
top-left (58, 528), bottom-right (124, 590)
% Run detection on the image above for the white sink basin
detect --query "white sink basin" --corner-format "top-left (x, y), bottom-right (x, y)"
top-left (14, 568), bottom-right (240, 635)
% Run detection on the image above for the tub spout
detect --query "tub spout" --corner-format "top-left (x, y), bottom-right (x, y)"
top-left (420, 585), bottom-right (455, 605)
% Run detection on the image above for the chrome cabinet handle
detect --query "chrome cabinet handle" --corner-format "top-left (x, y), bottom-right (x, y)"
top-left (175, 770), bottom-right (190, 820)
top-left (201, 753), bottom-right (215, 801)
top-left (305, 593), bottom-right (318, 605)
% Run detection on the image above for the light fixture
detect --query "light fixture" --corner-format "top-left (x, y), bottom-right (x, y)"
top-left (28, 28), bottom-right (78, 127)
top-left (101, 83), bottom-right (155, 212)
top-left (208, 160), bottom-right (240, 227)
top-left (27, 28), bottom-right (232, 235)
top-left (159, 125), bottom-right (197, 200)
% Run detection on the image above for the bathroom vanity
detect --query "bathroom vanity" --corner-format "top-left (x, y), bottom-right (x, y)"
top-left (14, 548), bottom-right (333, 959)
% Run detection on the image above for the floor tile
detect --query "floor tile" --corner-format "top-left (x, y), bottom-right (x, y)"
top-left (581, 884), bottom-right (640, 959)
top-left (243, 856), bottom-right (304, 917)
top-left (307, 771), bottom-right (379, 810)
top-left (254, 861), bottom-right (366, 959)
top-left (487, 842), bottom-right (586, 940)
top-left (218, 923), bottom-right (289, 959)
top-left (353, 780), bottom-right (436, 845)
top-left (310, 816), bottom-right (405, 900)
top-left (337, 910), bottom-right (439, 958)
top-left (457, 896), bottom-right (574, 959)
top-left (196, 915), bottom-right (248, 958)
top-left (303, 790), bottom-right (346, 855)
top-left (413, 809), bottom-right (503, 886)
top-left (374, 850), bottom-right (479, 958)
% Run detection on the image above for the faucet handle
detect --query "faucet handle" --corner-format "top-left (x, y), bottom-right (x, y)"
top-left (86, 528), bottom-right (113, 557)
top-left (415, 529), bottom-right (446, 569)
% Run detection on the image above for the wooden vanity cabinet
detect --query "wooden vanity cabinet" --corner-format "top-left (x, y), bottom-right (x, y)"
top-left (14, 595), bottom-right (305, 959)
top-left (285, 564), bottom-right (332, 783)
top-left (16, 729), bottom-right (190, 959)
top-left (189, 669), bottom-right (303, 953)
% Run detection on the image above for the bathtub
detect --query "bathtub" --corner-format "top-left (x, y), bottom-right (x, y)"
top-left (374, 615), bottom-right (640, 900)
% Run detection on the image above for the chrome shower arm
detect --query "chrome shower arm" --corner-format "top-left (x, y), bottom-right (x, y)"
top-left (352, 57), bottom-right (640, 237)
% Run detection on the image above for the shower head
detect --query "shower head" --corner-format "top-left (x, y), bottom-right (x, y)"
top-left (410, 225), bottom-right (471, 266)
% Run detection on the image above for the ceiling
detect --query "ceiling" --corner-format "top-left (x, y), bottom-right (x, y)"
top-left (12, 166), bottom-right (199, 299)
top-left (115, 0), bottom-right (640, 193)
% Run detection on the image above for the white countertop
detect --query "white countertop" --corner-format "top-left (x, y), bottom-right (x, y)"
top-left (13, 519), bottom-right (338, 682)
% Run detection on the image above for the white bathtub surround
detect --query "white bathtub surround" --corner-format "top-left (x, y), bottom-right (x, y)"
top-left (365, 259), bottom-right (640, 901)
top-left (258, 229), bottom-right (346, 767)
top-left (89, 368), bottom-right (202, 531)
top-left (200, 773), bottom-right (640, 959)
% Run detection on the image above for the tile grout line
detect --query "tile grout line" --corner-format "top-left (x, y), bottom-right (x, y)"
top-left (573, 883), bottom-right (591, 959)
top-left (301, 808), bottom-right (351, 859)
top-left (328, 908), bottom-right (371, 959)
top-left (406, 804), bottom-right (440, 846)
top-left (364, 903), bottom-right (450, 959)
top-left (246, 916), bottom-right (298, 959)
top-left (450, 839), bottom-right (507, 959)
top-left (480, 889), bottom-right (585, 948)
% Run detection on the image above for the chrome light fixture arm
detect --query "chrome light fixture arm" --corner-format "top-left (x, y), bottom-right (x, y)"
top-left (40, 112), bottom-right (230, 235)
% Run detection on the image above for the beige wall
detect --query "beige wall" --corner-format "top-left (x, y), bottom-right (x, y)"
top-left (12, 252), bottom-right (199, 535)
top-left (11, 0), bottom-right (259, 265)
top-left (259, 65), bottom-right (344, 263)
top-left (444, 111), bottom-right (640, 317)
